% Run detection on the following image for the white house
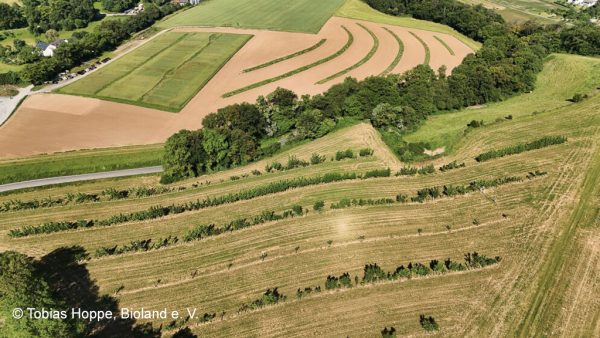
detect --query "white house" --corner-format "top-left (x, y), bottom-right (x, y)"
top-left (36, 39), bottom-right (68, 57)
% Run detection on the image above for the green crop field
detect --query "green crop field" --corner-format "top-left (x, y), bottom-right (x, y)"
top-left (159, 0), bottom-right (346, 33)
top-left (1, 53), bottom-right (599, 337)
top-left (460, 0), bottom-right (562, 23)
top-left (58, 32), bottom-right (251, 112)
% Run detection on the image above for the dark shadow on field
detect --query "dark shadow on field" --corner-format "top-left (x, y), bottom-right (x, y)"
top-left (36, 246), bottom-right (162, 338)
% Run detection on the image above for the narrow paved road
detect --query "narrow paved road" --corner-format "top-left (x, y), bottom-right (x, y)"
top-left (0, 166), bottom-right (163, 193)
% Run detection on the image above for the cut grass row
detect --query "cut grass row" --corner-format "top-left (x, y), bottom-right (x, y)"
top-left (409, 31), bottom-right (430, 65)
top-left (316, 23), bottom-right (379, 84)
top-left (434, 35), bottom-right (455, 56)
top-left (243, 39), bottom-right (327, 73)
top-left (222, 26), bottom-right (354, 98)
top-left (380, 27), bottom-right (404, 76)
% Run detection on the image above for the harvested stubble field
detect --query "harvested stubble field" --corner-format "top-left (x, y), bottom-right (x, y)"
top-left (0, 15), bottom-right (474, 158)
top-left (2, 61), bottom-right (600, 336)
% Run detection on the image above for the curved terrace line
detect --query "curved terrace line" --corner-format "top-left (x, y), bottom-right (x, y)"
top-left (222, 26), bottom-right (354, 98)
top-left (380, 27), bottom-right (404, 76)
top-left (316, 23), bottom-right (379, 84)
top-left (243, 39), bottom-right (328, 73)
top-left (408, 31), bottom-right (430, 65)
top-left (434, 35), bottom-right (455, 56)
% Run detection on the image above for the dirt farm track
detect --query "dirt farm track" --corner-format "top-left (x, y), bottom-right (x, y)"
top-left (0, 17), bottom-right (473, 158)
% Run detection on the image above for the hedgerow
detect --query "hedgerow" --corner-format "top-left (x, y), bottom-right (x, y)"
top-left (9, 172), bottom-right (358, 237)
top-left (95, 236), bottom-right (178, 258)
top-left (475, 136), bottom-right (567, 162)
top-left (296, 253), bottom-right (501, 301)
top-left (411, 176), bottom-right (523, 203)
top-left (0, 186), bottom-right (178, 213)
top-left (331, 197), bottom-right (395, 209)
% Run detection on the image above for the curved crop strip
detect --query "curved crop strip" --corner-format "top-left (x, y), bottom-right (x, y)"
top-left (222, 26), bottom-right (354, 98)
top-left (433, 35), bottom-right (455, 56)
top-left (316, 23), bottom-right (380, 85)
top-left (243, 39), bottom-right (327, 73)
top-left (408, 31), bottom-right (430, 65)
top-left (380, 27), bottom-right (404, 76)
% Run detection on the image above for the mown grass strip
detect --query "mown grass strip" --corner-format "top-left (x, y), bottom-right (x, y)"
top-left (433, 35), bottom-right (455, 56)
top-left (222, 26), bottom-right (354, 98)
top-left (316, 23), bottom-right (379, 84)
top-left (243, 39), bottom-right (327, 73)
top-left (380, 27), bottom-right (404, 76)
top-left (408, 31), bottom-right (430, 65)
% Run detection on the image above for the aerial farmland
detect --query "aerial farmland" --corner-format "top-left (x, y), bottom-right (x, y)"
top-left (0, 0), bottom-right (599, 337)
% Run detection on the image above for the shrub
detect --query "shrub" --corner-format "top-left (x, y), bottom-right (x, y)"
top-left (438, 161), bottom-right (466, 172)
top-left (286, 156), bottom-right (309, 170)
top-left (397, 166), bottom-right (418, 176)
top-left (359, 148), bottom-right (374, 157)
top-left (417, 164), bottom-right (435, 175)
top-left (381, 327), bottom-right (397, 338)
top-left (362, 168), bottom-right (391, 179)
top-left (238, 288), bottom-right (286, 313)
top-left (313, 200), bottom-right (325, 211)
top-left (265, 161), bottom-right (284, 172)
top-left (419, 315), bottom-right (439, 331)
top-left (467, 120), bottom-right (484, 128)
top-left (310, 153), bottom-right (326, 164)
top-left (292, 205), bottom-right (304, 216)
top-left (251, 169), bottom-right (262, 176)
top-left (335, 149), bottom-right (354, 161)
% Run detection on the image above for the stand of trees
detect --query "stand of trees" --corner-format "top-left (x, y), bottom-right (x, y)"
top-left (21, 0), bottom-right (98, 34)
top-left (0, 3), bottom-right (27, 30)
top-left (102, 0), bottom-right (138, 13)
top-left (20, 2), bottom-right (180, 85)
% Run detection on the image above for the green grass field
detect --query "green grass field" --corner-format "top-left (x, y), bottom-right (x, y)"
top-left (58, 32), bottom-right (251, 112)
top-left (0, 144), bottom-right (162, 186)
top-left (405, 54), bottom-right (600, 153)
top-left (159, 0), bottom-right (346, 33)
